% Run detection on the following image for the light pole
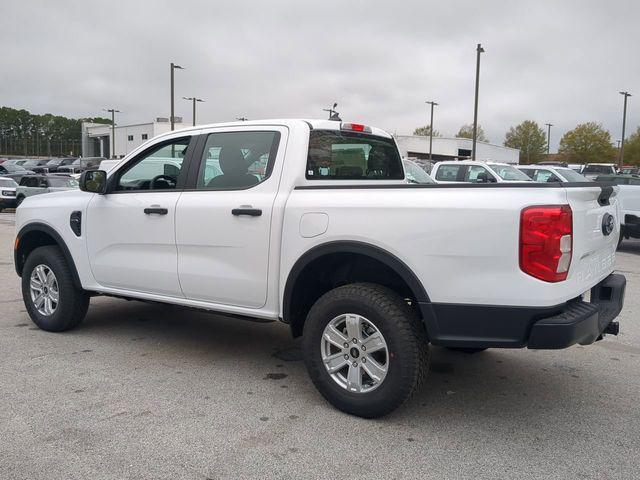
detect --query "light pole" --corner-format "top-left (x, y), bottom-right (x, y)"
top-left (323, 103), bottom-right (341, 121)
top-left (183, 97), bottom-right (204, 126)
top-left (426, 100), bottom-right (438, 161)
top-left (472, 43), bottom-right (484, 161)
top-left (619, 91), bottom-right (632, 167)
top-left (236, 117), bottom-right (248, 121)
top-left (170, 62), bottom-right (184, 130)
top-left (103, 108), bottom-right (120, 159)
top-left (545, 123), bottom-right (553, 156)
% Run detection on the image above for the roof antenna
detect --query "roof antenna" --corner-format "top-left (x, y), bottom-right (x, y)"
top-left (323, 102), bottom-right (341, 121)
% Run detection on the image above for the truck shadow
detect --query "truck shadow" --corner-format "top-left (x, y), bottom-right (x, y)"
top-left (64, 296), bottom-right (615, 427)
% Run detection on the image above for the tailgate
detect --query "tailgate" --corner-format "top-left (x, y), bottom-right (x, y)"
top-left (565, 184), bottom-right (618, 290)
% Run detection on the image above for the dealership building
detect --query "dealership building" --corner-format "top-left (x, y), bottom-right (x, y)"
top-left (394, 135), bottom-right (520, 164)
top-left (81, 117), bottom-right (185, 158)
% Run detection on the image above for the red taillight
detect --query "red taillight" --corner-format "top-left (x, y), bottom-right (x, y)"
top-left (341, 122), bottom-right (372, 133)
top-left (519, 205), bottom-right (572, 282)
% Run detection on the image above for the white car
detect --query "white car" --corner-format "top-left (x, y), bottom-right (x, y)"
top-left (0, 176), bottom-right (18, 211)
top-left (517, 165), bottom-right (591, 183)
top-left (14, 119), bottom-right (625, 418)
top-left (431, 160), bottom-right (532, 183)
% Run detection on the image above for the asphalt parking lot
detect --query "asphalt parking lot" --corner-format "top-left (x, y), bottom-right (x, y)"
top-left (0, 211), bottom-right (639, 480)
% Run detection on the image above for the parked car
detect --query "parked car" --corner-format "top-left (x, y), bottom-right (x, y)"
top-left (620, 166), bottom-right (639, 175)
top-left (403, 159), bottom-right (435, 184)
top-left (20, 159), bottom-right (54, 174)
top-left (44, 157), bottom-right (78, 173)
top-left (595, 174), bottom-right (640, 246)
top-left (0, 164), bottom-right (35, 182)
top-left (56, 157), bottom-right (105, 174)
top-left (536, 161), bottom-right (569, 167)
top-left (431, 160), bottom-right (532, 183)
top-left (14, 119), bottom-right (625, 418)
top-left (97, 159), bottom-right (122, 173)
top-left (517, 165), bottom-right (591, 183)
top-left (15, 174), bottom-right (79, 206)
top-left (0, 177), bottom-right (18, 211)
top-left (581, 163), bottom-right (617, 179)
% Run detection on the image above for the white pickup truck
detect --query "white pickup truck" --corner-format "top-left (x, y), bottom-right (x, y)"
top-left (14, 119), bottom-right (626, 417)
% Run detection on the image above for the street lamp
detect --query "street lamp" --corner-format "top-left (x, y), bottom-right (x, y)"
top-left (545, 123), bottom-right (553, 156)
top-left (619, 91), bottom-right (632, 167)
top-left (103, 108), bottom-right (120, 159)
top-left (183, 97), bottom-right (204, 126)
top-left (170, 62), bottom-right (184, 130)
top-left (236, 117), bottom-right (248, 121)
top-left (472, 43), bottom-right (484, 161)
top-left (426, 101), bottom-right (438, 161)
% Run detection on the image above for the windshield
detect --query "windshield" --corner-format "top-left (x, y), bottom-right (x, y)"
top-left (491, 165), bottom-right (531, 181)
top-left (46, 159), bottom-right (62, 166)
top-left (583, 164), bottom-right (615, 174)
top-left (403, 160), bottom-right (435, 184)
top-left (557, 168), bottom-right (591, 182)
top-left (48, 177), bottom-right (79, 188)
top-left (0, 178), bottom-right (17, 187)
top-left (4, 165), bottom-right (27, 172)
top-left (306, 130), bottom-right (403, 180)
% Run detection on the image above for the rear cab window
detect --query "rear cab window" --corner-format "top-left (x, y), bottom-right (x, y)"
top-left (306, 130), bottom-right (403, 180)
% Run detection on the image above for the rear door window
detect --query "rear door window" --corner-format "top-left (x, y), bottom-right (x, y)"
top-left (435, 164), bottom-right (462, 181)
top-left (196, 131), bottom-right (280, 190)
top-left (306, 130), bottom-right (403, 180)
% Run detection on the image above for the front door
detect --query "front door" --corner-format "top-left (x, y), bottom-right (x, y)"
top-left (86, 135), bottom-right (196, 297)
top-left (176, 128), bottom-right (285, 308)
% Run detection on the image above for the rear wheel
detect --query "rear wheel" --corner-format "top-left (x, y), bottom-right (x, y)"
top-left (21, 246), bottom-right (90, 332)
top-left (302, 283), bottom-right (429, 418)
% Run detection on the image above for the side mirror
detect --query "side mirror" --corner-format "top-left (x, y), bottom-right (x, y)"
top-left (79, 170), bottom-right (108, 194)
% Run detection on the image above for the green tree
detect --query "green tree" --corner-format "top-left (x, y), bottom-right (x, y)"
top-left (413, 125), bottom-right (440, 137)
top-left (456, 124), bottom-right (488, 142)
top-left (558, 122), bottom-right (616, 164)
top-left (622, 126), bottom-right (640, 165)
top-left (504, 120), bottom-right (547, 164)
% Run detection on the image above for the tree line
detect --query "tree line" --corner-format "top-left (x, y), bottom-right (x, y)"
top-left (413, 120), bottom-right (640, 165)
top-left (0, 106), bottom-right (111, 157)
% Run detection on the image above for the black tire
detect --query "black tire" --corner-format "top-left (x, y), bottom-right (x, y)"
top-left (16, 195), bottom-right (25, 207)
top-left (302, 283), bottom-right (429, 418)
top-left (446, 347), bottom-right (487, 354)
top-left (21, 245), bottom-right (90, 332)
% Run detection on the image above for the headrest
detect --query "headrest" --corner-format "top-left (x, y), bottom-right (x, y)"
top-left (219, 148), bottom-right (246, 175)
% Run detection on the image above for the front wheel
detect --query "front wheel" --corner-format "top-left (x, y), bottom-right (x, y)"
top-left (302, 283), bottom-right (429, 418)
top-left (21, 245), bottom-right (90, 332)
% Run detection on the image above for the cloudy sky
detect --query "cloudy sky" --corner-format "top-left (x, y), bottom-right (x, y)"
top-left (1, 0), bottom-right (639, 150)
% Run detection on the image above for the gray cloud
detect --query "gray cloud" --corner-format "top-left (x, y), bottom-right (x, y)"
top-left (1, 0), bottom-right (639, 150)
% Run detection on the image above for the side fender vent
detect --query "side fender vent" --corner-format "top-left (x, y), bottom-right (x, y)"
top-left (70, 211), bottom-right (82, 237)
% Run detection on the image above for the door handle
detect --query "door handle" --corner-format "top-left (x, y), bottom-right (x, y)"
top-left (232, 207), bottom-right (262, 217)
top-left (144, 207), bottom-right (168, 215)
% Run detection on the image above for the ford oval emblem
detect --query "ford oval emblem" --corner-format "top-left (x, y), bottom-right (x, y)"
top-left (602, 213), bottom-right (615, 236)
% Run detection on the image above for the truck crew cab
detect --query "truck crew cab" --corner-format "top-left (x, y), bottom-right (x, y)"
top-left (14, 119), bottom-right (626, 417)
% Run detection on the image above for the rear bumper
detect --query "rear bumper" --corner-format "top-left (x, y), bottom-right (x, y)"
top-left (419, 273), bottom-right (626, 350)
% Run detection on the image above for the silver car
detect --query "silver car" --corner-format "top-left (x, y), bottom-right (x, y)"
top-left (16, 175), bottom-right (79, 206)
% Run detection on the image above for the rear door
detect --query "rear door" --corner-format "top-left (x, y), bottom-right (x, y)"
top-left (565, 185), bottom-right (619, 288)
top-left (175, 127), bottom-right (286, 308)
